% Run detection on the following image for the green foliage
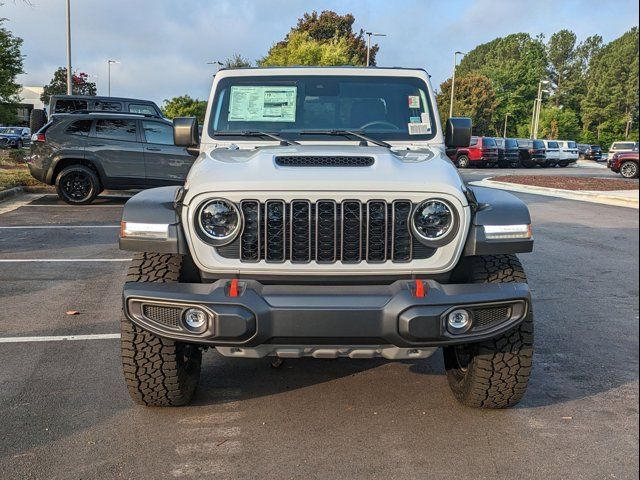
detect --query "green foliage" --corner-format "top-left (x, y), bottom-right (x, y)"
top-left (260, 10), bottom-right (375, 67)
top-left (162, 95), bottom-right (207, 123)
top-left (454, 33), bottom-right (548, 136)
top-left (538, 107), bottom-right (581, 140)
top-left (437, 74), bottom-right (497, 135)
top-left (0, 16), bottom-right (24, 124)
top-left (260, 31), bottom-right (352, 67)
top-left (581, 27), bottom-right (639, 147)
top-left (224, 54), bottom-right (252, 69)
top-left (40, 68), bottom-right (97, 104)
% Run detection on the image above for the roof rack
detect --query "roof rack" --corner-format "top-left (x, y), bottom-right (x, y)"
top-left (59, 110), bottom-right (163, 118)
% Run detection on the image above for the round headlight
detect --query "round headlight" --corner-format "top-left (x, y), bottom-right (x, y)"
top-left (412, 199), bottom-right (456, 244)
top-left (197, 199), bottom-right (241, 244)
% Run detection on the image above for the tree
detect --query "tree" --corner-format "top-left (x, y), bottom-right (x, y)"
top-left (162, 95), bottom-right (207, 123)
top-left (581, 27), bottom-right (639, 146)
top-left (259, 31), bottom-right (351, 67)
top-left (40, 67), bottom-right (97, 104)
top-left (538, 106), bottom-right (581, 140)
top-left (455, 33), bottom-right (548, 136)
top-left (437, 74), bottom-right (497, 136)
top-left (0, 16), bottom-right (24, 124)
top-left (260, 10), bottom-right (375, 67)
top-left (224, 54), bottom-right (251, 69)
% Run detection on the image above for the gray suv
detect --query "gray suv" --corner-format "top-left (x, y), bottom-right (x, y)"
top-left (28, 113), bottom-right (195, 204)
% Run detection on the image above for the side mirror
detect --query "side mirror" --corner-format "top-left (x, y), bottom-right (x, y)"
top-left (445, 117), bottom-right (472, 148)
top-left (174, 117), bottom-right (200, 148)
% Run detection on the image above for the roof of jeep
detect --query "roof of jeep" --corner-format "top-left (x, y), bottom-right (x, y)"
top-left (215, 66), bottom-right (430, 76)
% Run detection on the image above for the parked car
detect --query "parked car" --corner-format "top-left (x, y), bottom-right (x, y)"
top-left (542, 140), bottom-right (561, 167)
top-left (584, 145), bottom-right (603, 161)
top-left (608, 141), bottom-right (639, 159)
top-left (609, 151), bottom-right (639, 178)
top-left (0, 126), bottom-right (31, 148)
top-left (28, 112), bottom-right (195, 204)
top-left (117, 66), bottom-right (535, 409)
top-left (495, 137), bottom-right (520, 168)
top-left (448, 136), bottom-right (498, 168)
top-left (516, 139), bottom-right (546, 168)
top-left (29, 95), bottom-right (164, 133)
top-left (556, 140), bottom-right (579, 167)
top-left (578, 143), bottom-right (590, 158)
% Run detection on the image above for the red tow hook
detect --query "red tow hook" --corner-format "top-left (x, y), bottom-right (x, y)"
top-left (228, 279), bottom-right (239, 297)
top-left (414, 280), bottom-right (427, 298)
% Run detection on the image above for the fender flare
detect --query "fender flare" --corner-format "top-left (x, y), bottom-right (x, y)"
top-left (119, 186), bottom-right (187, 254)
top-left (463, 186), bottom-right (533, 256)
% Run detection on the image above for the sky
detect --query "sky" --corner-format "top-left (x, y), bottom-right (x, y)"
top-left (4, 0), bottom-right (639, 106)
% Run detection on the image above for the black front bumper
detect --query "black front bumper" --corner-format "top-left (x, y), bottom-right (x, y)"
top-left (123, 280), bottom-right (531, 348)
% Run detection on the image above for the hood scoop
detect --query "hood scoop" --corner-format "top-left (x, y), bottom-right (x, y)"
top-left (274, 155), bottom-right (375, 167)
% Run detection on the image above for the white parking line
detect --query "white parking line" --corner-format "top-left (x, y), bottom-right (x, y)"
top-left (0, 225), bottom-right (119, 229)
top-left (0, 333), bottom-right (121, 343)
top-left (0, 258), bottom-right (132, 263)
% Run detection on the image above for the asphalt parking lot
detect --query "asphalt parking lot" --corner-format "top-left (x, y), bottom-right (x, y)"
top-left (0, 167), bottom-right (638, 480)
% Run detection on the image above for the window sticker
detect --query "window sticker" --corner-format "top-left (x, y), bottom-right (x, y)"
top-left (408, 95), bottom-right (420, 109)
top-left (408, 112), bottom-right (432, 135)
top-left (228, 86), bottom-right (297, 122)
top-left (409, 116), bottom-right (421, 123)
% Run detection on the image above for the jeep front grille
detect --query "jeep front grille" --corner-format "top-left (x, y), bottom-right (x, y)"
top-left (217, 200), bottom-right (435, 264)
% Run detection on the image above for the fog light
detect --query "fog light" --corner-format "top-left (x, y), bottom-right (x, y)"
top-left (447, 309), bottom-right (472, 334)
top-left (183, 308), bottom-right (208, 332)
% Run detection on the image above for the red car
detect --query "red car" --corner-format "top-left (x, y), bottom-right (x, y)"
top-left (609, 152), bottom-right (639, 179)
top-left (448, 136), bottom-right (498, 168)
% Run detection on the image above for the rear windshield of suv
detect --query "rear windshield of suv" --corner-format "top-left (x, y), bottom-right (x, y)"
top-left (567, 141), bottom-right (577, 148)
top-left (505, 138), bottom-right (518, 148)
top-left (209, 74), bottom-right (437, 142)
top-left (548, 141), bottom-right (559, 148)
top-left (613, 142), bottom-right (637, 150)
top-left (533, 140), bottom-right (545, 149)
top-left (482, 138), bottom-right (496, 147)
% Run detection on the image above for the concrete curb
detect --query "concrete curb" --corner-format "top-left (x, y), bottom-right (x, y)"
top-left (470, 178), bottom-right (639, 209)
top-left (0, 186), bottom-right (24, 202)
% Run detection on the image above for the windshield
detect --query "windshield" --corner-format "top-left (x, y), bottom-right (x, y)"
top-left (0, 128), bottom-right (21, 135)
top-left (482, 138), bottom-right (497, 147)
top-left (567, 141), bottom-right (577, 148)
top-left (533, 140), bottom-right (545, 149)
top-left (504, 138), bottom-right (518, 148)
top-left (209, 74), bottom-right (436, 142)
top-left (548, 141), bottom-right (559, 148)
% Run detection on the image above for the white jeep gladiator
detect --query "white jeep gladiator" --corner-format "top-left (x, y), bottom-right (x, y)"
top-left (119, 67), bottom-right (534, 408)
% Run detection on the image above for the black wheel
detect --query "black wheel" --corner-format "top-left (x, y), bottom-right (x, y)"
top-left (457, 155), bottom-right (470, 168)
top-left (55, 165), bottom-right (100, 205)
top-left (30, 108), bottom-right (47, 133)
top-left (14, 140), bottom-right (23, 149)
top-left (620, 161), bottom-right (639, 179)
top-left (444, 255), bottom-right (534, 408)
top-left (558, 160), bottom-right (569, 168)
top-left (509, 159), bottom-right (520, 168)
top-left (121, 253), bottom-right (202, 407)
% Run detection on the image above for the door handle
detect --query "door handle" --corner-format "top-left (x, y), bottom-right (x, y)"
top-left (146, 147), bottom-right (162, 152)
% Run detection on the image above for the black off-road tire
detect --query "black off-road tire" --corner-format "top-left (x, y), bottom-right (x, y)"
top-left (55, 164), bottom-right (101, 205)
top-left (444, 254), bottom-right (534, 408)
top-left (121, 253), bottom-right (202, 407)
top-left (30, 108), bottom-right (47, 133)
top-left (558, 160), bottom-right (569, 167)
top-left (457, 155), bottom-right (470, 168)
top-left (620, 161), bottom-right (639, 179)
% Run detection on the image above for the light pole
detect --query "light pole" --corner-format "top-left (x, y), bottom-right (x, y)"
top-left (531, 80), bottom-right (550, 139)
top-left (107, 60), bottom-right (119, 97)
top-left (65, 0), bottom-right (72, 94)
top-left (449, 51), bottom-right (464, 119)
top-left (207, 61), bottom-right (224, 72)
top-left (503, 113), bottom-right (511, 138)
top-left (365, 32), bottom-right (386, 67)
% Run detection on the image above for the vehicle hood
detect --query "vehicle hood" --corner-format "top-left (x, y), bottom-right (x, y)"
top-left (183, 144), bottom-right (468, 205)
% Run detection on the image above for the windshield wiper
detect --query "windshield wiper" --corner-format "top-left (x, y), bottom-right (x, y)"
top-left (213, 130), bottom-right (299, 146)
top-left (299, 130), bottom-right (391, 148)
